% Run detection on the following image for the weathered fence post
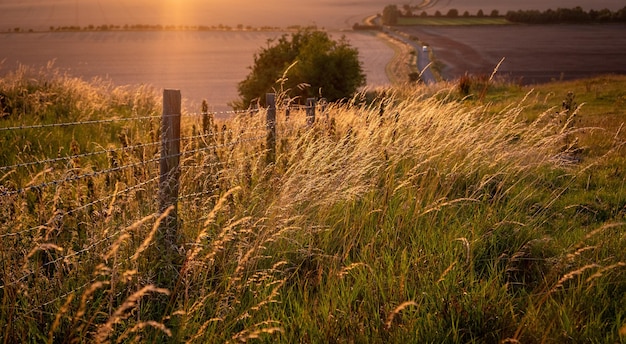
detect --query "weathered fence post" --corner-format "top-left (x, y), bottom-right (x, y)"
top-left (306, 98), bottom-right (316, 126)
top-left (159, 89), bottom-right (181, 255)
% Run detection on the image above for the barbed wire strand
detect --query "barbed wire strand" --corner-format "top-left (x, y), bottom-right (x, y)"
top-left (0, 141), bottom-right (161, 172)
top-left (184, 104), bottom-right (318, 118)
top-left (180, 148), bottom-right (268, 171)
top-left (0, 114), bottom-right (167, 132)
top-left (179, 123), bottom-right (268, 143)
top-left (1, 156), bottom-right (161, 197)
top-left (0, 114), bottom-right (289, 173)
top-left (0, 176), bottom-right (159, 239)
top-left (21, 234), bottom-right (160, 316)
top-left (180, 134), bottom-right (267, 158)
top-left (2, 135), bottom-right (270, 236)
top-left (178, 150), bottom-right (268, 201)
top-left (184, 109), bottom-right (251, 117)
top-left (1, 209), bottom-right (161, 291)
top-left (0, 122), bottom-right (269, 172)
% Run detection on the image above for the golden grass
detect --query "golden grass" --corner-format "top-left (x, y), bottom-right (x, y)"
top-left (2, 68), bottom-right (626, 342)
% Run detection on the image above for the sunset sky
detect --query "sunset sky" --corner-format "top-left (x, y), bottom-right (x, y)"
top-left (1, 0), bottom-right (624, 31)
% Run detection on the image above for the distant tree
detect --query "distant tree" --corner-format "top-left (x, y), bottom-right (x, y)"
top-left (403, 4), bottom-right (413, 16)
top-left (434, 10), bottom-right (442, 17)
top-left (463, 11), bottom-right (470, 17)
top-left (234, 30), bottom-right (366, 109)
top-left (446, 9), bottom-right (459, 18)
top-left (590, 8), bottom-right (612, 21)
top-left (477, 9), bottom-right (485, 17)
top-left (490, 10), bottom-right (500, 17)
top-left (382, 5), bottom-right (401, 25)
top-left (615, 5), bottom-right (626, 21)
top-left (420, 11), bottom-right (428, 17)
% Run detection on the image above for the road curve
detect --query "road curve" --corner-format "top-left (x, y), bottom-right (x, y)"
top-left (383, 27), bottom-right (437, 84)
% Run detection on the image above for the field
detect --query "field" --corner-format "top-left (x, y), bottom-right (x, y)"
top-left (2, 0), bottom-right (623, 33)
top-left (395, 24), bottom-right (626, 84)
top-left (396, 17), bottom-right (510, 26)
top-left (1, 64), bottom-right (626, 342)
top-left (0, 30), bottom-right (393, 112)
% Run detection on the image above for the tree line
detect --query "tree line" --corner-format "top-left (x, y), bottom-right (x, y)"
top-left (504, 6), bottom-right (626, 24)
top-left (382, 4), bottom-right (626, 25)
top-left (9, 23), bottom-right (319, 34)
top-left (382, 5), bottom-right (501, 25)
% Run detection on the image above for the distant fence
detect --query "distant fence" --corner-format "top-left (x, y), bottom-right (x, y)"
top-left (0, 89), bottom-right (326, 316)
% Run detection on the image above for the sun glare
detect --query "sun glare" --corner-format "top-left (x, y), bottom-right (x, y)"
top-left (161, 0), bottom-right (192, 25)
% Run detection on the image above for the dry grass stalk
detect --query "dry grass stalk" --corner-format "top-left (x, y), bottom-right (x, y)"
top-left (185, 186), bottom-right (242, 266)
top-left (24, 167), bottom-right (53, 188)
top-left (437, 261), bottom-right (457, 283)
top-left (104, 233), bottom-right (131, 262)
top-left (94, 285), bottom-right (170, 343)
top-left (337, 262), bottom-right (370, 278)
top-left (47, 294), bottom-right (74, 344)
top-left (202, 216), bottom-right (252, 268)
top-left (25, 243), bottom-right (64, 260)
top-left (565, 245), bottom-right (597, 261)
top-left (131, 206), bottom-right (174, 261)
top-left (230, 320), bottom-right (284, 343)
top-left (385, 301), bottom-right (418, 329)
top-left (23, 243), bottom-right (64, 271)
top-left (185, 317), bottom-right (223, 344)
top-left (248, 279), bottom-right (285, 313)
top-left (550, 264), bottom-right (600, 293)
top-left (73, 281), bottom-right (110, 336)
top-left (115, 320), bottom-right (172, 343)
top-left (104, 182), bottom-right (120, 229)
top-left (585, 262), bottom-right (626, 285)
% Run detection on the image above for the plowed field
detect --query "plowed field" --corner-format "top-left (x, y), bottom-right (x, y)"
top-left (397, 24), bottom-right (626, 84)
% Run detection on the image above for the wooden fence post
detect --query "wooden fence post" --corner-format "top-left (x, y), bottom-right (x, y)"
top-left (266, 93), bottom-right (276, 164)
top-left (159, 89), bottom-right (181, 253)
top-left (306, 98), bottom-right (316, 126)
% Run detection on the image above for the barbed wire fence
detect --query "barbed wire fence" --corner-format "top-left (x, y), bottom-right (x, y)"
top-left (0, 89), bottom-right (323, 326)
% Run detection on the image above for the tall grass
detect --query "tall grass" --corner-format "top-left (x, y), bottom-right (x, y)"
top-left (1, 66), bottom-right (625, 342)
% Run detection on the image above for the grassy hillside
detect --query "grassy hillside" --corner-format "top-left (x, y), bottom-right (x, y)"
top-left (1, 66), bottom-right (625, 343)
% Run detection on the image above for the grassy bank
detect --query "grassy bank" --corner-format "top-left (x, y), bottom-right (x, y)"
top-left (1, 67), bottom-right (625, 342)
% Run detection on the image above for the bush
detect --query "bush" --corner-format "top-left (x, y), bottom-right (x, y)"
top-left (234, 30), bottom-right (366, 109)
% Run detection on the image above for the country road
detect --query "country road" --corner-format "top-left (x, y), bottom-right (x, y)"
top-left (381, 27), bottom-right (437, 84)
top-left (414, 40), bottom-right (437, 84)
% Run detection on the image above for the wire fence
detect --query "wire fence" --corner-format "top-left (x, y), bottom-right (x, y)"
top-left (0, 91), bottom-right (321, 319)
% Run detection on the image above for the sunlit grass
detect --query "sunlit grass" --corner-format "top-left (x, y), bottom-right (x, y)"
top-left (1, 67), bottom-right (625, 342)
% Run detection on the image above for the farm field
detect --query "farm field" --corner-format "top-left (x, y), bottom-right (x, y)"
top-left (0, 30), bottom-right (393, 112)
top-left (396, 17), bottom-right (510, 25)
top-left (395, 24), bottom-right (626, 84)
top-left (2, 0), bottom-right (623, 32)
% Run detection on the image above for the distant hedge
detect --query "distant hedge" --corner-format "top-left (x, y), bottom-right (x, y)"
top-left (505, 6), bottom-right (626, 24)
